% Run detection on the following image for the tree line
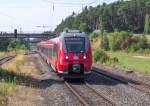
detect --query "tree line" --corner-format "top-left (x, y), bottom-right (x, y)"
top-left (0, 38), bottom-right (27, 51)
top-left (54, 0), bottom-right (150, 34)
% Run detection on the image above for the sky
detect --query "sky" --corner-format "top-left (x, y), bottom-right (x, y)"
top-left (0, 0), bottom-right (118, 33)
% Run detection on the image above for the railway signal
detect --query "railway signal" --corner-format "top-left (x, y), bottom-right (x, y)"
top-left (14, 29), bottom-right (17, 38)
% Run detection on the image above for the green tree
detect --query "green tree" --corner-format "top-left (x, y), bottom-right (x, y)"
top-left (0, 38), bottom-right (10, 51)
top-left (144, 15), bottom-right (150, 34)
top-left (55, 0), bottom-right (150, 33)
top-left (7, 39), bottom-right (27, 51)
top-left (79, 23), bottom-right (89, 32)
top-left (101, 34), bottom-right (109, 50)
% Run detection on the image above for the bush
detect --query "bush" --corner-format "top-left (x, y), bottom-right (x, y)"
top-left (109, 31), bottom-right (132, 51)
top-left (127, 43), bottom-right (140, 52)
top-left (93, 49), bottom-right (119, 64)
top-left (7, 39), bottom-right (27, 51)
top-left (137, 35), bottom-right (148, 49)
top-left (16, 44), bottom-right (27, 50)
top-left (101, 34), bottom-right (109, 50)
top-left (90, 32), bottom-right (99, 39)
top-left (126, 35), bottom-right (149, 52)
top-left (93, 49), bottom-right (110, 63)
top-left (110, 57), bottom-right (119, 63)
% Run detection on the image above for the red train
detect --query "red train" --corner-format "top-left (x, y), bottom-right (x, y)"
top-left (37, 30), bottom-right (92, 79)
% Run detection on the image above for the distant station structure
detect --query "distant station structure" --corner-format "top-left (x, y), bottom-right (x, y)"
top-left (0, 29), bottom-right (57, 50)
top-left (0, 29), bottom-right (56, 38)
top-left (0, 33), bottom-right (54, 38)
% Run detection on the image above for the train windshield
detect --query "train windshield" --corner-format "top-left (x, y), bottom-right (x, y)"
top-left (65, 37), bottom-right (85, 53)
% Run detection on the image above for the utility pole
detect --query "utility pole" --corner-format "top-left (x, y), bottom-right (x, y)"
top-left (27, 35), bottom-right (30, 51)
top-left (20, 27), bottom-right (22, 34)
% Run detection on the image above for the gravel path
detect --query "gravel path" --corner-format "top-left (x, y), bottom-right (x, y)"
top-left (87, 72), bottom-right (150, 106)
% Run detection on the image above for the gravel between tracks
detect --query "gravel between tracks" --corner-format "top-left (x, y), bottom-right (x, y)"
top-left (69, 82), bottom-right (113, 106)
top-left (87, 72), bottom-right (150, 106)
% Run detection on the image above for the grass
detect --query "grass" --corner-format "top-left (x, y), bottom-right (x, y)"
top-left (0, 51), bottom-right (42, 105)
top-left (0, 50), bottom-right (26, 57)
top-left (0, 52), bottom-right (29, 105)
top-left (0, 54), bottom-right (23, 105)
top-left (0, 68), bottom-right (17, 106)
top-left (2, 54), bottom-right (26, 72)
top-left (146, 35), bottom-right (150, 39)
top-left (107, 52), bottom-right (150, 74)
top-left (90, 33), bottom-right (150, 74)
top-left (0, 82), bottom-right (16, 105)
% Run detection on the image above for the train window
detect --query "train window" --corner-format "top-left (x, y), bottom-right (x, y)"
top-left (65, 37), bottom-right (85, 53)
top-left (48, 48), bottom-right (52, 56)
top-left (53, 44), bottom-right (58, 58)
top-left (43, 47), bottom-right (48, 56)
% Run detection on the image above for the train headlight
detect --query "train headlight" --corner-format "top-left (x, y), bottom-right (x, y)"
top-left (83, 55), bottom-right (86, 59)
top-left (65, 55), bottom-right (69, 59)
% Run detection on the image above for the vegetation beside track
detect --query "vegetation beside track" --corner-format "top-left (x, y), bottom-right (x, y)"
top-left (91, 31), bottom-right (150, 74)
top-left (0, 50), bottom-right (26, 58)
top-left (0, 82), bottom-right (16, 105)
top-left (0, 54), bottom-right (25, 105)
top-left (0, 52), bottom-right (38, 105)
top-left (1, 54), bottom-right (26, 72)
top-left (0, 38), bottom-right (27, 52)
top-left (107, 52), bottom-right (150, 74)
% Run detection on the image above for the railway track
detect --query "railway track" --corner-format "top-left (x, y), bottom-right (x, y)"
top-left (0, 56), bottom-right (15, 65)
top-left (92, 67), bottom-right (150, 94)
top-left (64, 81), bottom-right (117, 106)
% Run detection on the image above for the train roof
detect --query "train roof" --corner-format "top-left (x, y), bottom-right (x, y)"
top-left (47, 36), bottom-right (59, 42)
top-left (37, 41), bottom-right (47, 45)
top-left (38, 36), bottom-right (59, 47)
top-left (60, 30), bottom-right (88, 38)
top-left (38, 30), bottom-right (88, 47)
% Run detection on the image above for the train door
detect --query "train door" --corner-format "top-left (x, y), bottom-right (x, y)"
top-left (53, 44), bottom-right (58, 68)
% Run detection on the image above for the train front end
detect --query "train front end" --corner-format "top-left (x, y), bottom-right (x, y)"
top-left (57, 30), bottom-right (92, 79)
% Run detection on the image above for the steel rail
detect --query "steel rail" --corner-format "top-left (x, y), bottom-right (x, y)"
top-left (64, 81), bottom-right (89, 106)
top-left (85, 83), bottom-right (118, 106)
top-left (65, 81), bottom-right (118, 106)
top-left (0, 56), bottom-right (15, 65)
top-left (92, 69), bottom-right (150, 94)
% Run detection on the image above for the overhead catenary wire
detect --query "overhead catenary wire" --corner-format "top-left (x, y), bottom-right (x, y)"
top-left (0, 10), bottom-right (54, 28)
top-left (0, 0), bottom-right (101, 32)
top-left (42, 0), bottom-right (98, 6)
top-left (0, 11), bottom-right (56, 31)
top-left (0, 11), bottom-right (40, 25)
top-left (0, 0), bottom-right (102, 8)
top-left (43, 0), bottom-right (98, 12)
